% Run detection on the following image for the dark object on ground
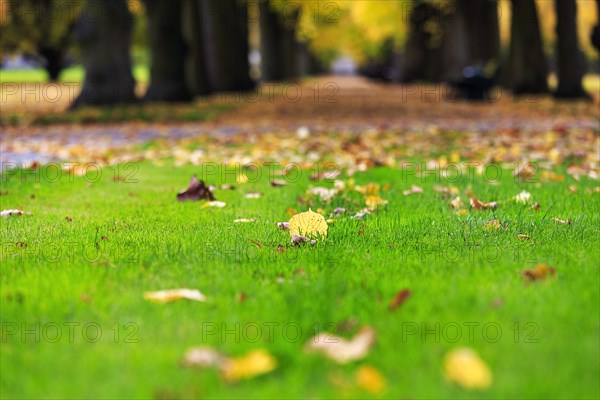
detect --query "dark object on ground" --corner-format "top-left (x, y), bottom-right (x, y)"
top-left (177, 176), bottom-right (215, 202)
top-left (450, 64), bottom-right (498, 101)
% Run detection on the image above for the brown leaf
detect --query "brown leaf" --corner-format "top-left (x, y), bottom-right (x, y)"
top-left (389, 289), bottom-right (411, 311)
top-left (270, 179), bottom-right (287, 187)
top-left (177, 176), bottom-right (215, 202)
top-left (276, 222), bottom-right (290, 230)
top-left (522, 264), bottom-right (556, 282)
top-left (469, 198), bottom-right (498, 210)
top-left (552, 217), bottom-right (571, 225)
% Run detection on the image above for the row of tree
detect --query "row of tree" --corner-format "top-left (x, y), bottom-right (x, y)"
top-left (1, 0), bottom-right (599, 107)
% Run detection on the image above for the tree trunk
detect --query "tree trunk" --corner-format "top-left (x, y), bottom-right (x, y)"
top-left (589, 0), bottom-right (599, 53)
top-left (143, 0), bottom-right (191, 102)
top-left (200, 0), bottom-right (254, 92)
top-left (70, 0), bottom-right (136, 108)
top-left (554, 0), bottom-right (588, 99)
top-left (181, 0), bottom-right (210, 96)
top-left (400, 1), bottom-right (445, 82)
top-left (507, 0), bottom-right (548, 93)
top-left (259, 0), bottom-right (301, 81)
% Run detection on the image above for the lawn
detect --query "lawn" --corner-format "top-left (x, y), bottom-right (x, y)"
top-left (1, 152), bottom-right (599, 398)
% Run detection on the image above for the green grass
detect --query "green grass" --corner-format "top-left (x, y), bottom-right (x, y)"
top-left (0, 65), bottom-right (149, 84)
top-left (1, 160), bottom-right (599, 399)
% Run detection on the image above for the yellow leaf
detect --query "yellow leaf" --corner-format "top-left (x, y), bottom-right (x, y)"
top-left (356, 365), bottom-right (386, 394)
top-left (365, 195), bottom-right (388, 210)
top-left (444, 348), bottom-right (492, 390)
top-left (289, 209), bottom-right (328, 238)
top-left (221, 349), bottom-right (277, 382)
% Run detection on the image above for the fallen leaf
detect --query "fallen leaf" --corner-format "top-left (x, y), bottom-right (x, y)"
top-left (514, 162), bottom-right (536, 181)
top-left (517, 234), bottom-right (531, 241)
top-left (220, 184), bottom-right (235, 190)
top-left (204, 201), bottom-right (227, 208)
top-left (356, 365), bottom-right (386, 394)
top-left (270, 179), bottom-right (287, 187)
top-left (469, 198), bottom-right (498, 210)
top-left (310, 170), bottom-right (341, 181)
top-left (291, 233), bottom-right (317, 245)
top-left (522, 264), bottom-right (556, 282)
top-left (305, 326), bottom-right (376, 364)
top-left (289, 209), bottom-right (328, 238)
top-left (308, 187), bottom-right (338, 202)
top-left (356, 183), bottom-right (380, 195)
top-left (484, 220), bottom-right (501, 229)
top-left (514, 191), bottom-right (531, 204)
top-left (245, 192), bottom-right (262, 199)
top-left (144, 288), bottom-right (206, 303)
top-left (276, 222), bottom-right (290, 230)
top-left (234, 218), bottom-right (256, 223)
top-left (332, 207), bottom-right (346, 215)
top-left (177, 176), bottom-right (215, 201)
top-left (221, 349), bottom-right (277, 382)
top-left (455, 209), bottom-right (468, 216)
top-left (403, 185), bottom-right (424, 196)
top-left (182, 347), bottom-right (224, 368)
top-left (444, 347), bottom-right (492, 390)
top-left (552, 217), bottom-right (571, 225)
top-left (530, 202), bottom-right (541, 211)
top-left (450, 197), bottom-right (463, 209)
top-left (1, 209), bottom-right (30, 217)
top-left (365, 195), bottom-right (388, 210)
top-left (389, 289), bottom-right (411, 311)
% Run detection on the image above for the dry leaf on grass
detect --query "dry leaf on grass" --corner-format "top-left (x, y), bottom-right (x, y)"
top-left (204, 201), bottom-right (227, 208)
top-left (305, 326), bottom-right (376, 364)
top-left (403, 185), bottom-right (424, 196)
top-left (289, 209), bottom-right (328, 238)
top-left (389, 289), bottom-right (411, 311)
top-left (270, 179), bottom-right (287, 187)
top-left (517, 234), bottom-right (532, 241)
top-left (144, 288), bottom-right (206, 303)
top-left (182, 347), bottom-right (224, 367)
top-left (484, 220), bottom-right (501, 229)
top-left (276, 222), bottom-right (290, 230)
top-left (450, 197), bottom-right (463, 209)
top-left (221, 349), bottom-right (277, 382)
top-left (552, 217), bottom-right (571, 225)
top-left (177, 176), bottom-right (215, 201)
top-left (356, 365), bottom-right (386, 394)
top-left (245, 192), bottom-right (262, 199)
top-left (310, 170), bottom-right (341, 181)
top-left (469, 198), bottom-right (498, 210)
top-left (522, 264), bottom-right (556, 282)
top-left (234, 218), bottom-right (256, 223)
top-left (515, 191), bottom-right (531, 204)
top-left (365, 195), bottom-right (388, 210)
top-left (1, 209), bottom-right (30, 217)
top-left (444, 347), bottom-right (492, 390)
top-left (291, 234), bottom-right (317, 245)
top-left (308, 187), bottom-right (338, 202)
top-left (183, 347), bottom-right (277, 383)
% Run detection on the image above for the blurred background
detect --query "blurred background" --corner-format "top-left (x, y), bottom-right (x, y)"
top-left (0, 0), bottom-right (599, 123)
